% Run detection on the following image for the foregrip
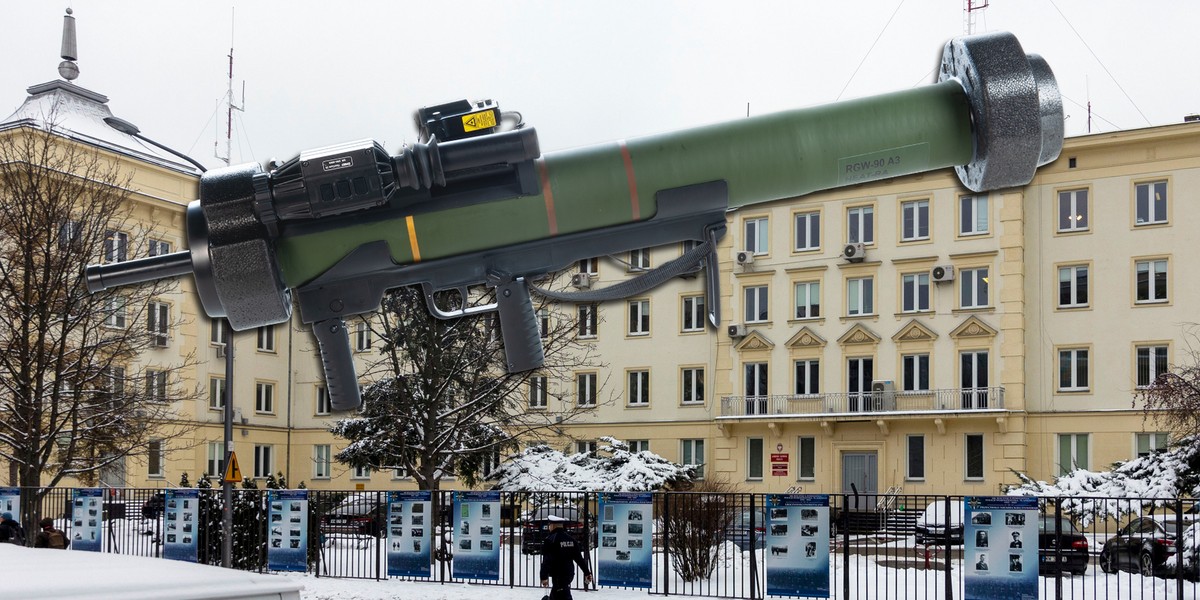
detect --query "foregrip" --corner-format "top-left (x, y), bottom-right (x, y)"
top-left (312, 318), bottom-right (363, 411)
top-left (495, 277), bottom-right (544, 372)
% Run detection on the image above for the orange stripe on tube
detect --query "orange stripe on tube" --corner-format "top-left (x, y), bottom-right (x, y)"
top-left (619, 140), bottom-right (640, 219)
top-left (537, 159), bottom-right (559, 235)
top-left (405, 215), bottom-right (421, 262)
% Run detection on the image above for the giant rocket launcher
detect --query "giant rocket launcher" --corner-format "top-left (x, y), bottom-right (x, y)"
top-left (85, 32), bottom-right (1063, 412)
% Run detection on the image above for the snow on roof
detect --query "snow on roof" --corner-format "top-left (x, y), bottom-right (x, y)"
top-left (1, 80), bottom-right (200, 176)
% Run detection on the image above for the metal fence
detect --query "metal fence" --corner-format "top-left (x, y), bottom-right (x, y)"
top-left (8, 487), bottom-right (1198, 599)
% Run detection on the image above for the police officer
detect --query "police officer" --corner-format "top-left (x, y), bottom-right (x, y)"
top-left (539, 514), bottom-right (593, 600)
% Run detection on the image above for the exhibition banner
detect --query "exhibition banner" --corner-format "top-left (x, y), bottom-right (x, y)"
top-left (70, 488), bottom-right (104, 551)
top-left (386, 490), bottom-right (432, 578)
top-left (451, 491), bottom-right (501, 581)
top-left (0, 487), bottom-right (19, 523)
top-left (267, 490), bottom-right (309, 572)
top-left (964, 496), bottom-right (1039, 600)
top-left (765, 494), bottom-right (830, 598)
top-left (162, 489), bottom-right (200, 562)
top-left (597, 492), bottom-right (653, 589)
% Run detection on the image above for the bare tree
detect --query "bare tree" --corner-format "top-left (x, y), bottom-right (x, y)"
top-left (331, 283), bottom-right (605, 490)
top-left (1137, 324), bottom-right (1200, 439)
top-left (0, 116), bottom-right (197, 504)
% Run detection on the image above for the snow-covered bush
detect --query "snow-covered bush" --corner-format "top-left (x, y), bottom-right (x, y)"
top-left (489, 437), bottom-right (697, 493)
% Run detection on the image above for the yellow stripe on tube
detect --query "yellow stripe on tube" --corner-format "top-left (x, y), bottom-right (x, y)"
top-left (405, 215), bottom-right (421, 262)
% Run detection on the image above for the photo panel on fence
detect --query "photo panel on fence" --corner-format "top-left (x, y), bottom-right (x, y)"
top-left (267, 489), bottom-right (309, 572)
top-left (387, 490), bottom-right (432, 578)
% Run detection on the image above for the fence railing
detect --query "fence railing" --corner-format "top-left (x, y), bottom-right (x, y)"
top-left (5, 487), bottom-right (1196, 600)
top-left (720, 387), bottom-right (1006, 418)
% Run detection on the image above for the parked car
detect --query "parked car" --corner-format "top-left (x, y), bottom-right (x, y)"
top-left (914, 500), bottom-right (964, 545)
top-left (727, 509), bottom-right (767, 551)
top-left (321, 494), bottom-right (384, 537)
top-left (522, 505), bottom-right (589, 555)
top-left (1037, 516), bottom-right (1089, 575)
top-left (1100, 516), bottom-right (1199, 578)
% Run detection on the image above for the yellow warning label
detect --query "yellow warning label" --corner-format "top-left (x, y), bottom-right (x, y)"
top-left (223, 451), bottom-right (243, 483)
top-left (461, 110), bottom-right (497, 133)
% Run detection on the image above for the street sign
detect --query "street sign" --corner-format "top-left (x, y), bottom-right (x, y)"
top-left (223, 451), bottom-right (242, 483)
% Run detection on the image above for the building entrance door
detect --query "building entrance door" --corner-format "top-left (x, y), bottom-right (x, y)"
top-left (841, 451), bottom-right (878, 511)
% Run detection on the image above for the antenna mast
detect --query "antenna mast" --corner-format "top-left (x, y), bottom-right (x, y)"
top-left (964, 0), bottom-right (988, 35)
top-left (215, 10), bottom-right (244, 166)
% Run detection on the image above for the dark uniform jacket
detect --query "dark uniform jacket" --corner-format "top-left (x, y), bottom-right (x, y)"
top-left (539, 528), bottom-right (591, 583)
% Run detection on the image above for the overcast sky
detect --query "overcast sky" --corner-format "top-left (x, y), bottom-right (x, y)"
top-left (2, 1), bottom-right (1196, 170)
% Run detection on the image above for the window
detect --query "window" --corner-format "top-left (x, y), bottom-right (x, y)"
top-left (744, 362), bottom-right (768, 415)
top-left (145, 370), bottom-right (167, 403)
top-left (578, 257), bottom-right (599, 275)
top-left (1135, 181), bottom-right (1167, 225)
top-left (847, 276), bottom-right (874, 316)
top-left (1136, 432), bottom-right (1169, 458)
top-left (104, 230), bottom-right (128, 263)
top-left (209, 377), bottom-right (225, 410)
top-left (847, 206), bottom-right (874, 244)
top-left (148, 439), bottom-right (164, 477)
top-left (210, 319), bottom-right (228, 346)
top-left (257, 325), bottom-right (275, 352)
top-left (682, 295), bottom-right (705, 332)
top-left (576, 372), bottom-right (597, 406)
top-left (1058, 348), bottom-right (1089, 392)
top-left (58, 220), bottom-right (81, 248)
top-left (681, 367), bottom-right (704, 404)
top-left (148, 239), bottom-right (171, 257)
top-left (628, 299), bottom-right (650, 335)
top-left (315, 386), bottom-right (330, 415)
top-left (960, 267), bottom-right (989, 309)
top-left (1136, 259), bottom-right (1168, 303)
top-left (794, 281), bottom-right (820, 319)
top-left (794, 360), bottom-right (819, 395)
top-left (681, 439), bottom-right (705, 478)
top-left (960, 351), bottom-right (989, 409)
top-left (253, 445), bottom-right (273, 479)
top-left (148, 301), bottom-right (169, 346)
top-left (965, 434), bottom-right (984, 480)
top-left (393, 467), bottom-right (410, 479)
top-left (1136, 345), bottom-right (1168, 388)
top-left (629, 248), bottom-right (650, 270)
top-left (744, 285), bottom-right (769, 323)
top-left (902, 273), bottom-right (930, 313)
top-left (628, 440), bottom-right (650, 453)
top-left (100, 366), bottom-right (125, 396)
top-left (794, 211), bottom-right (820, 251)
top-left (747, 438), bottom-right (764, 480)
top-left (577, 304), bottom-right (597, 338)
top-left (847, 357), bottom-right (874, 412)
top-left (745, 217), bottom-right (769, 255)
top-left (576, 441), bottom-right (597, 454)
top-left (797, 436), bottom-right (815, 480)
top-left (1057, 433), bottom-right (1090, 475)
top-left (354, 320), bottom-right (372, 352)
top-left (314, 445), bottom-right (331, 479)
top-left (1058, 265), bottom-right (1089, 308)
top-left (902, 354), bottom-right (930, 392)
top-left (104, 297), bottom-right (126, 328)
top-left (538, 308), bottom-right (549, 338)
top-left (481, 450), bottom-right (502, 479)
top-left (959, 195), bottom-right (988, 235)
top-left (352, 465), bottom-right (371, 479)
top-left (206, 442), bottom-right (224, 478)
top-left (1058, 189), bottom-right (1089, 232)
top-left (901, 199), bottom-right (929, 241)
top-left (256, 381), bottom-right (275, 413)
top-left (907, 435), bottom-right (925, 480)
top-left (627, 370), bottom-right (650, 406)
top-left (529, 376), bottom-right (548, 408)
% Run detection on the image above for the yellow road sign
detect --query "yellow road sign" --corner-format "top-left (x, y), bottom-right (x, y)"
top-left (223, 451), bottom-right (242, 483)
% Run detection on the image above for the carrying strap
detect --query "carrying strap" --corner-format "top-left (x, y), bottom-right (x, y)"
top-left (530, 239), bottom-right (710, 303)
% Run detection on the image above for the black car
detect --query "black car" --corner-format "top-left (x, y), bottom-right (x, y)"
top-left (321, 494), bottom-right (384, 537)
top-left (914, 501), bottom-right (964, 546)
top-left (727, 509), bottom-right (767, 551)
top-left (521, 505), bottom-right (590, 555)
top-left (1100, 516), bottom-right (1197, 578)
top-left (1037, 516), bottom-right (1088, 575)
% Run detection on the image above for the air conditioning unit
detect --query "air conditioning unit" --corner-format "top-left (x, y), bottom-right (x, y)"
top-left (871, 380), bottom-right (896, 411)
top-left (570, 273), bottom-right (592, 289)
top-left (842, 243), bottom-right (866, 262)
top-left (728, 324), bottom-right (747, 338)
top-left (931, 264), bottom-right (955, 283)
top-left (735, 251), bottom-right (755, 266)
top-left (234, 408), bottom-right (247, 425)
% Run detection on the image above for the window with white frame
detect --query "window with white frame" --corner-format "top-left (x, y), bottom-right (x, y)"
top-left (747, 437), bottom-right (764, 480)
top-left (902, 273), bottom-right (929, 312)
top-left (1057, 348), bottom-right (1089, 392)
top-left (960, 351), bottom-right (989, 408)
top-left (104, 230), bottom-right (129, 263)
top-left (959, 194), bottom-right (988, 235)
top-left (578, 257), bottom-right (599, 275)
top-left (745, 217), bottom-right (769, 255)
top-left (901, 199), bottom-right (929, 241)
top-left (210, 319), bottom-right (228, 346)
top-left (744, 285), bottom-right (769, 323)
top-left (1136, 259), bottom-right (1168, 303)
top-left (577, 304), bottom-right (597, 338)
top-left (682, 295), bottom-right (705, 332)
top-left (147, 439), bottom-right (164, 477)
top-left (1135, 432), bottom-right (1169, 458)
top-left (145, 369), bottom-right (167, 403)
top-left (576, 372), bottom-right (597, 406)
top-left (102, 366), bottom-right (125, 397)
top-left (1058, 265), bottom-right (1088, 308)
top-left (744, 362), bottom-right (768, 415)
top-left (352, 465), bottom-right (371, 479)
top-left (58, 220), bottom-right (81, 248)
top-left (538, 308), bottom-right (549, 338)
top-left (965, 434), bottom-right (985, 480)
top-left (797, 436), bottom-right (815, 480)
top-left (148, 301), bottom-right (169, 346)
top-left (253, 444), bottom-right (273, 478)
top-left (1136, 345), bottom-right (1168, 388)
top-left (907, 435), bottom-right (925, 480)
top-left (629, 248), bottom-right (650, 270)
top-left (104, 296), bottom-right (126, 328)
top-left (393, 467), bottom-right (409, 479)
top-left (794, 281), bottom-right (820, 319)
top-left (257, 324), bottom-right (275, 352)
top-left (255, 381), bottom-right (275, 413)
top-left (681, 439), bottom-right (705, 478)
top-left (960, 267), bottom-right (989, 309)
top-left (628, 299), bottom-right (650, 335)
top-left (847, 276), bottom-right (873, 316)
top-left (1135, 181), bottom-right (1168, 225)
top-left (847, 206), bottom-right (873, 244)
top-left (148, 238), bottom-right (171, 257)
top-left (207, 442), bottom-right (224, 477)
top-left (902, 353), bottom-right (930, 392)
top-left (794, 211), bottom-right (820, 251)
top-left (681, 367), bottom-right (704, 404)
top-left (847, 357), bottom-right (874, 412)
top-left (576, 440), bottom-right (597, 454)
top-left (529, 376), bottom-right (548, 408)
top-left (628, 440), bottom-right (650, 453)
top-left (794, 359), bottom-right (819, 395)
top-left (315, 386), bottom-right (330, 415)
top-left (314, 445), bottom-right (331, 479)
top-left (209, 377), bottom-right (225, 410)
top-left (354, 320), bottom-right (372, 352)
top-left (627, 370), bottom-right (650, 406)
top-left (1057, 433), bottom-right (1090, 475)
top-left (1058, 189), bottom-right (1089, 232)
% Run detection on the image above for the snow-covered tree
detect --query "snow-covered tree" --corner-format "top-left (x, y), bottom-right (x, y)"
top-left (489, 436), bottom-right (697, 493)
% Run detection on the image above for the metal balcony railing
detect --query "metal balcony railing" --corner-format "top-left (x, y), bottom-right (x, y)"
top-left (718, 387), bottom-right (1005, 418)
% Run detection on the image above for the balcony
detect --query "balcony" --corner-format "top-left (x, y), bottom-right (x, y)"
top-left (718, 387), bottom-right (1005, 419)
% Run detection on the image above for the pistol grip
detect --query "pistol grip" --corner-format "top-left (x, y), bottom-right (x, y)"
top-left (312, 318), bottom-right (362, 411)
top-left (496, 277), bottom-right (544, 372)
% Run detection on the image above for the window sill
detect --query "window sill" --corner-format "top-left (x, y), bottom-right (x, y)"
top-left (1133, 221), bottom-right (1169, 228)
top-left (951, 307), bottom-right (994, 315)
top-left (312, 476), bottom-right (331, 481)
top-left (788, 317), bottom-right (824, 325)
top-left (1056, 305), bottom-right (1091, 311)
top-left (792, 247), bottom-right (821, 255)
top-left (626, 404), bottom-right (650, 409)
top-left (256, 349), bottom-right (277, 355)
top-left (147, 475), bottom-right (165, 480)
top-left (680, 328), bottom-right (706, 335)
top-left (626, 333), bottom-right (651, 338)
top-left (1055, 389), bottom-right (1091, 395)
top-left (899, 237), bottom-right (932, 244)
top-left (1055, 228), bottom-right (1091, 236)
top-left (1134, 300), bottom-right (1169, 307)
top-left (896, 310), bottom-right (933, 317)
top-left (680, 402), bottom-right (706, 408)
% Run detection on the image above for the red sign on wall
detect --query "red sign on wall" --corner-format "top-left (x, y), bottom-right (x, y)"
top-left (770, 453), bottom-right (789, 463)
top-left (771, 465), bottom-right (789, 476)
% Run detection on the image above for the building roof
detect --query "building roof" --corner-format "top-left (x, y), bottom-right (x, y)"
top-left (0, 80), bottom-right (200, 176)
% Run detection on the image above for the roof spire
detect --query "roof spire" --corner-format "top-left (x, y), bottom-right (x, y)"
top-left (58, 7), bottom-right (79, 81)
